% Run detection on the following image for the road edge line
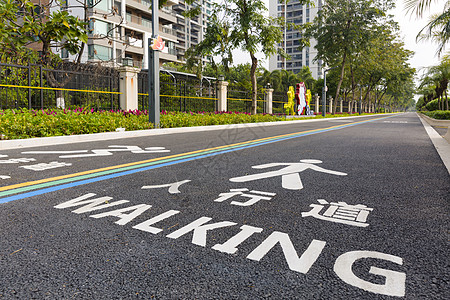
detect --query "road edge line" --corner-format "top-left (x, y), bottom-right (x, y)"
top-left (417, 113), bottom-right (450, 174)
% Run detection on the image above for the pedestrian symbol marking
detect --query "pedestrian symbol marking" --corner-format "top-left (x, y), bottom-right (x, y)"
top-left (22, 145), bottom-right (170, 158)
top-left (0, 157), bottom-right (36, 164)
top-left (230, 159), bottom-right (347, 190)
top-left (301, 199), bottom-right (373, 227)
top-left (19, 161), bottom-right (72, 171)
top-left (141, 180), bottom-right (191, 194)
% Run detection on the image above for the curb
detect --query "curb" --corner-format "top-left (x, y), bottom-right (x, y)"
top-left (0, 113), bottom-right (399, 150)
top-left (417, 113), bottom-right (450, 174)
top-left (417, 113), bottom-right (450, 143)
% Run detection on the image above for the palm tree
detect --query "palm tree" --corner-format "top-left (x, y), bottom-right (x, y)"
top-left (419, 58), bottom-right (450, 110)
top-left (296, 66), bottom-right (316, 90)
top-left (405, 0), bottom-right (450, 55)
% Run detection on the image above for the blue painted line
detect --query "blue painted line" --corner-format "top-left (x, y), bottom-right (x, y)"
top-left (0, 115), bottom-right (393, 204)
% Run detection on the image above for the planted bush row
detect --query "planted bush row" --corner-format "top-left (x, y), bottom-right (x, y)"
top-left (0, 108), bottom-right (284, 140)
top-left (421, 110), bottom-right (450, 120)
top-left (0, 108), bottom-right (386, 140)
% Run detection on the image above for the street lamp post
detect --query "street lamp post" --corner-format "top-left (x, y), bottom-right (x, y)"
top-left (322, 66), bottom-right (337, 117)
top-left (265, 83), bottom-right (271, 113)
top-left (149, 0), bottom-right (160, 127)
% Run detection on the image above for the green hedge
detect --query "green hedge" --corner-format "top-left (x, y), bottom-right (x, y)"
top-left (0, 108), bottom-right (152, 139)
top-left (421, 110), bottom-right (450, 120)
top-left (0, 108), bottom-right (387, 140)
top-left (425, 99), bottom-right (439, 111)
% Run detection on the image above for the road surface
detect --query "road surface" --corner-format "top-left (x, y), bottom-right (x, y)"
top-left (0, 113), bottom-right (448, 299)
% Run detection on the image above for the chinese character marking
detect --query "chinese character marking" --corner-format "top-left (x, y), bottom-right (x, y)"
top-left (0, 158), bottom-right (36, 164)
top-left (19, 161), bottom-right (72, 171)
top-left (142, 180), bottom-right (191, 194)
top-left (213, 188), bottom-right (276, 207)
top-left (301, 199), bottom-right (373, 227)
top-left (230, 159), bottom-right (347, 190)
top-left (22, 145), bottom-right (170, 158)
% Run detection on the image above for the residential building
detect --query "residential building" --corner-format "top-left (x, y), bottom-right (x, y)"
top-left (268, 0), bottom-right (322, 79)
top-left (53, 0), bottom-right (212, 68)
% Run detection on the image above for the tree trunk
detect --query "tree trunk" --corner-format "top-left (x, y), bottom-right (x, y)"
top-left (333, 51), bottom-right (347, 114)
top-left (446, 90), bottom-right (449, 110)
top-left (250, 52), bottom-right (258, 115)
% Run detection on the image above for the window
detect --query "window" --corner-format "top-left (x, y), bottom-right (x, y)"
top-left (61, 48), bottom-right (69, 59)
top-left (88, 45), bottom-right (113, 61)
top-left (89, 0), bottom-right (112, 12)
top-left (93, 20), bottom-right (113, 37)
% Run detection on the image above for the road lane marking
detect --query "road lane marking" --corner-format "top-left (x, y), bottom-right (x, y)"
top-left (0, 115), bottom-right (396, 204)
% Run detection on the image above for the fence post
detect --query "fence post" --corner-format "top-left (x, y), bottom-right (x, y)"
top-left (329, 97), bottom-right (333, 114)
top-left (217, 80), bottom-right (228, 112)
top-left (39, 65), bottom-right (43, 109)
top-left (315, 95), bottom-right (319, 114)
top-left (118, 66), bottom-right (140, 111)
top-left (28, 64), bottom-right (31, 110)
top-left (264, 88), bottom-right (274, 114)
top-left (340, 99), bottom-right (343, 114)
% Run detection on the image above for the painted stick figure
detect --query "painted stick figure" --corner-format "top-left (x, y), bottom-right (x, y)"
top-left (230, 159), bottom-right (347, 190)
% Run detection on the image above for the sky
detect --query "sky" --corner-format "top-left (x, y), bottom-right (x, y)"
top-left (231, 0), bottom-right (446, 82)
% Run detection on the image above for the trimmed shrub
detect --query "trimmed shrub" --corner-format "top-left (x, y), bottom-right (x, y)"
top-left (425, 99), bottom-right (440, 111)
top-left (421, 110), bottom-right (450, 120)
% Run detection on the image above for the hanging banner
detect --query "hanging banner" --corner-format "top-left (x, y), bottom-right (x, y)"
top-left (151, 35), bottom-right (165, 51)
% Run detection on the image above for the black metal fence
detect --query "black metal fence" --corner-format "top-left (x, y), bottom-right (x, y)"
top-left (138, 69), bottom-right (217, 112)
top-left (227, 87), bottom-right (265, 114)
top-left (0, 62), bottom-right (120, 110)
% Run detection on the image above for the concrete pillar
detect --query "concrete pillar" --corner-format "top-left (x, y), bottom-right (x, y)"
top-left (264, 88), bottom-right (274, 114)
top-left (340, 100), bottom-right (343, 114)
top-left (217, 81), bottom-right (228, 112)
top-left (329, 97), bottom-right (333, 114)
top-left (315, 95), bottom-right (320, 114)
top-left (119, 66), bottom-right (140, 111)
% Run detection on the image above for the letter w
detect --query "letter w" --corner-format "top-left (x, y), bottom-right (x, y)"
top-left (54, 193), bottom-right (129, 214)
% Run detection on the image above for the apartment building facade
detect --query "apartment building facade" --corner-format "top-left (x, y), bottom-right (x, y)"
top-left (54, 0), bottom-right (212, 68)
top-left (268, 0), bottom-right (322, 79)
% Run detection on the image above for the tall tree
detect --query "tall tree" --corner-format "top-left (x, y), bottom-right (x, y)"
top-left (303, 0), bottom-right (395, 114)
top-left (187, 0), bottom-right (311, 115)
top-left (0, 0), bottom-right (88, 65)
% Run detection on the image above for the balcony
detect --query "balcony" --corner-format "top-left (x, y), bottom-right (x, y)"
top-left (160, 26), bottom-right (177, 37)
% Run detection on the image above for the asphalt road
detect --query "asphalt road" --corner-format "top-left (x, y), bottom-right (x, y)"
top-left (0, 113), bottom-right (448, 299)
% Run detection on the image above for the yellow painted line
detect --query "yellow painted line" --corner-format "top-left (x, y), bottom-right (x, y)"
top-left (0, 115), bottom-right (392, 194)
top-left (137, 93), bottom-right (218, 100)
top-left (227, 98), bottom-right (265, 102)
top-left (0, 84), bottom-right (121, 95)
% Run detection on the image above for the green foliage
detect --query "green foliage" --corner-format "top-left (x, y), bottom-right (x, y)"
top-left (186, 0), bottom-right (311, 114)
top-left (406, 0), bottom-right (450, 55)
top-left (421, 110), bottom-right (450, 120)
top-left (0, 0), bottom-right (87, 66)
top-left (425, 99), bottom-right (440, 111)
top-left (160, 111), bottom-right (283, 128)
top-left (303, 0), bottom-right (400, 112)
top-left (416, 97), bottom-right (426, 110)
top-left (0, 108), bottom-right (389, 140)
top-left (0, 109), bottom-right (152, 139)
